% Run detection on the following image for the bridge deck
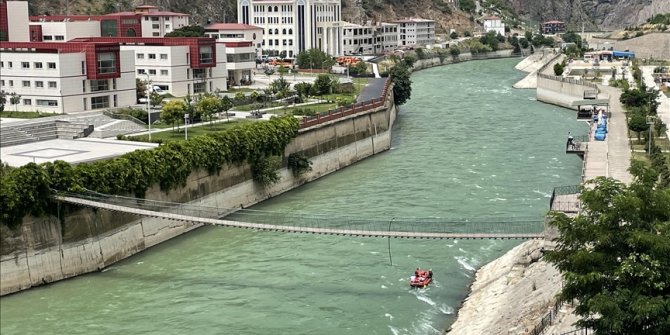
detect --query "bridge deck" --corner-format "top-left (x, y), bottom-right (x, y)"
top-left (56, 196), bottom-right (545, 240)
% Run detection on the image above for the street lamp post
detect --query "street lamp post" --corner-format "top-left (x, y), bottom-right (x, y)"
top-left (646, 115), bottom-right (655, 155)
top-left (184, 113), bottom-right (189, 140)
top-left (145, 74), bottom-right (152, 141)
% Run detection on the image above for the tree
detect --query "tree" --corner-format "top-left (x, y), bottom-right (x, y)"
top-left (449, 46), bottom-right (461, 59)
top-left (629, 114), bottom-right (650, 140)
top-left (519, 38), bottom-right (530, 49)
top-left (389, 63), bottom-right (412, 105)
top-left (149, 92), bottom-right (164, 110)
top-left (546, 161), bottom-right (670, 334)
top-left (562, 31), bottom-right (583, 49)
top-left (136, 79), bottom-right (147, 103)
top-left (234, 92), bottom-right (246, 105)
top-left (295, 48), bottom-right (334, 70)
top-left (524, 31), bottom-right (533, 42)
top-left (553, 62), bottom-right (565, 76)
top-left (459, 0), bottom-right (475, 12)
top-left (161, 100), bottom-right (187, 131)
top-left (164, 25), bottom-right (205, 37)
top-left (450, 31), bottom-right (458, 39)
top-left (349, 61), bottom-right (368, 75)
top-left (219, 96), bottom-right (233, 121)
top-left (313, 74), bottom-right (333, 97)
top-left (9, 92), bottom-right (21, 112)
top-left (479, 31), bottom-right (500, 51)
top-left (196, 94), bottom-right (219, 125)
top-left (270, 76), bottom-right (290, 94)
top-left (0, 90), bottom-right (6, 113)
top-left (294, 82), bottom-right (313, 103)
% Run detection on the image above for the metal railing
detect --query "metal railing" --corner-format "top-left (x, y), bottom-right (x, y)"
top-left (529, 300), bottom-right (562, 335)
top-left (538, 73), bottom-right (599, 89)
top-left (549, 185), bottom-right (580, 210)
top-left (560, 329), bottom-right (590, 335)
top-left (103, 110), bottom-right (147, 126)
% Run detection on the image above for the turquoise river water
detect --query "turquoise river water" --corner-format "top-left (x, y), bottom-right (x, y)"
top-left (0, 58), bottom-right (587, 335)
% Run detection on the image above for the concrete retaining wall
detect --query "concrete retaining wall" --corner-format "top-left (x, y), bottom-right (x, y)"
top-left (0, 88), bottom-right (397, 296)
top-left (536, 74), bottom-right (599, 110)
top-left (412, 50), bottom-right (517, 71)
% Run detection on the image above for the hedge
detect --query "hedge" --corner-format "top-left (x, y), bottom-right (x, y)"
top-left (0, 115), bottom-right (300, 229)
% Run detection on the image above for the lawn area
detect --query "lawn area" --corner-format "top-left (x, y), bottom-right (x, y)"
top-left (274, 102), bottom-right (338, 116)
top-left (130, 119), bottom-right (254, 142)
top-left (227, 87), bottom-right (259, 93)
top-left (233, 101), bottom-right (285, 111)
top-left (0, 111), bottom-right (63, 119)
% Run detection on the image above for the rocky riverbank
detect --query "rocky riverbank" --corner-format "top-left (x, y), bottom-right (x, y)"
top-left (446, 240), bottom-right (565, 335)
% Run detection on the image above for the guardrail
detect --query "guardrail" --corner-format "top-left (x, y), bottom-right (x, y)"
top-left (538, 73), bottom-right (599, 89)
top-left (529, 300), bottom-right (562, 335)
top-left (559, 329), bottom-right (590, 335)
top-left (299, 78), bottom-right (391, 129)
top-left (549, 185), bottom-right (580, 209)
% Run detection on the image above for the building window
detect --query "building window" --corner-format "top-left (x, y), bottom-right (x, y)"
top-left (138, 69), bottom-right (146, 74)
top-left (165, 24), bottom-right (170, 29)
top-left (160, 54), bottom-right (168, 60)
top-left (137, 53), bottom-right (144, 59)
top-left (48, 81), bottom-right (57, 88)
top-left (23, 99), bottom-right (31, 105)
top-left (21, 62), bottom-right (29, 69)
top-left (35, 81), bottom-right (44, 88)
top-left (43, 35), bottom-right (53, 40)
top-left (91, 96), bottom-right (110, 109)
top-left (152, 24), bottom-right (160, 29)
top-left (97, 53), bottom-right (116, 74)
top-left (90, 79), bottom-right (109, 92)
top-left (22, 81), bottom-right (30, 87)
top-left (34, 62), bottom-right (43, 69)
top-left (148, 54), bottom-right (156, 59)
top-left (55, 35), bottom-right (64, 40)
top-left (193, 82), bottom-right (206, 94)
top-left (149, 69), bottom-right (156, 75)
top-left (112, 78), bottom-right (116, 90)
top-left (152, 32), bottom-right (160, 36)
top-left (81, 61), bottom-right (86, 74)
top-left (83, 98), bottom-right (87, 110)
top-left (113, 94), bottom-right (118, 107)
top-left (0, 80), bottom-right (3, 86)
top-left (48, 62), bottom-right (56, 69)
top-left (160, 69), bottom-right (168, 75)
top-left (7, 61), bottom-right (12, 68)
top-left (36, 99), bottom-right (58, 107)
top-left (199, 46), bottom-right (213, 64)
top-left (8, 80), bottom-right (13, 87)
top-left (82, 80), bottom-right (86, 92)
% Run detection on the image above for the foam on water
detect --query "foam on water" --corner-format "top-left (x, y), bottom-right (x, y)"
top-left (455, 255), bottom-right (477, 272)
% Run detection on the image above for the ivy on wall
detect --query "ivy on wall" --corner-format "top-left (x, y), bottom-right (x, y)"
top-left (0, 115), bottom-right (300, 229)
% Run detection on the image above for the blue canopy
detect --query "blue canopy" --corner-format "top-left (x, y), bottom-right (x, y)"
top-left (613, 51), bottom-right (635, 59)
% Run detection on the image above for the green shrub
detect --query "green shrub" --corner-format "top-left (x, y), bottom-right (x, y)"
top-left (0, 115), bottom-right (300, 228)
top-left (287, 153), bottom-right (313, 177)
top-left (251, 155), bottom-right (282, 186)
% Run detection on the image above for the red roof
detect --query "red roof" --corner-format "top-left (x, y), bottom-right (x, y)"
top-left (205, 23), bottom-right (262, 30)
top-left (110, 11), bottom-right (187, 16)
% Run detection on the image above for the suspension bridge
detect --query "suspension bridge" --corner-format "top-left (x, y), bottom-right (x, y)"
top-left (53, 190), bottom-right (554, 240)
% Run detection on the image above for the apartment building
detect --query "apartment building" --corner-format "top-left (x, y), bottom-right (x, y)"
top-left (1, 0), bottom-right (29, 41)
top-left (391, 18), bottom-right (435, 47)
top-left (0, 41), bottom-right (136, 113)
top-left (373, 22), bottom-right (398, 54)
top-left (72, 37), bottom-right (227, 96)
top-left (540, 20), bottom-right (566, 35)
top-left (483, 16), bottom-right (505, 36)
top-left (342, 22), bottom-right (373, 55)
top-left (205, 23), bottom-right (262, 85)
top-left (237, 0), bottom-right (343, 57)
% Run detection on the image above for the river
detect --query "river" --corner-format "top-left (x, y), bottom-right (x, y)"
top-left (0, 58), bottom-right (586, 335)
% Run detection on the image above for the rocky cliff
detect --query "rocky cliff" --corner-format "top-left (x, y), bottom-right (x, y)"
top-left (25, 0), bottom-right (670, 34)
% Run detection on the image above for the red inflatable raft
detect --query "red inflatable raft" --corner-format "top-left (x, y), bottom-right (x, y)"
top-left (410, 269), bottom-right (433, 288)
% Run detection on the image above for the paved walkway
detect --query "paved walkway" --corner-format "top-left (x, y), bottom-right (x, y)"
top-left (598, 85), bottom-right (633, 184)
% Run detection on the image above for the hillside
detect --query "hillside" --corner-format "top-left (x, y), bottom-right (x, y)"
top-left (26, 0), bottom-right (670, 32)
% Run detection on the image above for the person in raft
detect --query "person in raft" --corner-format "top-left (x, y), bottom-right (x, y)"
top-left (428, 269), bottom-right (433, 279)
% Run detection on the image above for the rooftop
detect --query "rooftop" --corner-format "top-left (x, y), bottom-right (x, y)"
top-left (205, 23), bottom-right (263, 30)
top-left (482, 16), bottom-right (501, 20)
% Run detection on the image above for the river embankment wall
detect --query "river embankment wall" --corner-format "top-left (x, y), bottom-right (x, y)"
top-left (410, 49), bottom-right (518, 72)
top-left (0, 84), bottom-right (397, 296)
top-left (536, 74), bottom-right (599, 110)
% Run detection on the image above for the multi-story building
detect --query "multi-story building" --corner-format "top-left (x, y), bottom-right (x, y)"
top-left (342, 22), bottom-right (373, 55)
top-left (483, 16), bottom-right (505, 36)
top-left (391, 18), bottom-right (435, 47)
top-left (70, 37), bottom-right (227, 96)
top-left (0, 41), bottom-right (136, 113)
top-left (31, 21), bottom-right (101, 42)
top-left (373, 22), bottom-right (398, 54)
top-left (28, 5), bottom-right (189, 39)
top-left (540, 20), bottom-right (566, 35)
top-left (205, 23), bottom-right (262, 86)
top-left (1, 0), bottom-right (30, 41)
top-left (237, 0), bottom-right (343, 58)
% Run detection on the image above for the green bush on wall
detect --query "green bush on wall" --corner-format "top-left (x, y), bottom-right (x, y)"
top-left (0, 115), bottom-right (300, 229)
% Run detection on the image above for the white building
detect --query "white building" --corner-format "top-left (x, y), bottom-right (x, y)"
top-left (237, 0), bottom-right (343, 58)
top-left (483, 16), bottom-right (505, 36)
top-left (391, 18), bottom-right (435, 47)
top-left (131, 5), bottom-right (190, 37)
top-left (373, 22), bottom-right (399, 54)
top-left (71, 37), bottom-right (228, 97)
top-left (205, 23), bottom-right (263, 86)
top-left (0, 41), bottom-right (136, 113)
top-left (342, 22), bottom-right (373, 55)
top-left (2, 1), bottom-right (30, 41)
top-left (35, 21), bottom-right (101, 42)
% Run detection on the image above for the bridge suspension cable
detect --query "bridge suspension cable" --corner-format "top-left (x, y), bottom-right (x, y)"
top-left (53, 190), bottom-right (546, 240)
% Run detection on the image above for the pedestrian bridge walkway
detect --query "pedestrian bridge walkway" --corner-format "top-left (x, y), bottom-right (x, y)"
top-left (54, 191), bottom-right (546, 240)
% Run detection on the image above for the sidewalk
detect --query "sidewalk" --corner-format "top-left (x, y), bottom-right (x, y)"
top-left (597, 85), bottom-right (633, 184)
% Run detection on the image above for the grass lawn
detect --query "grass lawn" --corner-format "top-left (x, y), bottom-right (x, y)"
top-left (130, 119), bottom-right (254, 142)
top-left (227, 87), bottom-right (259, 93)
top-left (233, 101), bottom-right (284, 111)
top-left (0, 111), bottom-right (63, 119)
top-left (274, 102), bottom-right (338, 116)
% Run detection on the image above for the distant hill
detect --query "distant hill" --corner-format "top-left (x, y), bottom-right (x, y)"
top-left (27, 0), bottom-right (670, 33)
